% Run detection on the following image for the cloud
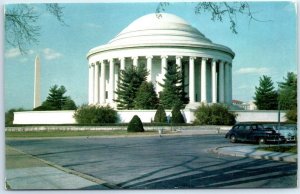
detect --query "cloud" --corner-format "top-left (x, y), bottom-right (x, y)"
top-left (5, 48), bottom-right (21, 58)
top-left (43, 48), bottom-right (62, 60)
top-left (235, 67), bottom-right (270, 75)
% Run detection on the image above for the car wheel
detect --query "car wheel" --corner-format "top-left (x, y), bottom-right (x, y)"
top-left (230, 135), bottom-right (237, 143)
top-left (258, 138), bottom-right (265, 144)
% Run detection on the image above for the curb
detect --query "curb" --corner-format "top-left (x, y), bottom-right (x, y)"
top-left (208, 146), bottom-right (297, 163)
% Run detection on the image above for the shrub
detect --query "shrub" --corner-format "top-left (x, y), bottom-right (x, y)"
top-left (127, 115), bottom-right (144, 132)
top-left (154, 105), bottom-right (167, 123)
top-left (73, 105), bottom-right (117, 124)
top-left (5, 108), bottom-right (25, 126)
top-left (194, 103), bottom-right (236, 125)
top-left (286, 108), bottom-right (297, 123)
top-left (171, 104), bottom-right (185, 123)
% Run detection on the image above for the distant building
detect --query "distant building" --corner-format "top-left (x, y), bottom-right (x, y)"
top-left (87, 13), bottom-right (235, 109)
top-left (232, 100), bottom-right (257, 110)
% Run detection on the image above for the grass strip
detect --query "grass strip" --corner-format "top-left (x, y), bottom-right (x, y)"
top-left (258, 145), bottom-right (297, 154)
top-left (5, 130), bottom-right (160, 138)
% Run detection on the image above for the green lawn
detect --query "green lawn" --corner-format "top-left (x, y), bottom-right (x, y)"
top-left (5, 130), bottom-right (160, 138)
top-left (258, 145), bottom-right (297, 154)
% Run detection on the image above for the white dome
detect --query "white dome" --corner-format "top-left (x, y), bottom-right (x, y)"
top-left (88, 13), bottom-right (234, 58)
top-left (108, 13), bottom-right (213, 46)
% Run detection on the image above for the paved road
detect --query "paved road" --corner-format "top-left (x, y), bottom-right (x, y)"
top-left (6, 135), bottom-right (297, 189)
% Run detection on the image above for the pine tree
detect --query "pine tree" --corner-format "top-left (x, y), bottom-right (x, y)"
top-left (134, 81), bottom-right (159, 109)
top-left (253, 75), bottom-right (278, 110)
top-left (115, 64), bottom-right (148, 110)
top-left (159, 63), bottom-right (188, 109)
top-left (34, 85), bottom-right (76, 110)
top-left (278, 72), bottom-right (297, 110)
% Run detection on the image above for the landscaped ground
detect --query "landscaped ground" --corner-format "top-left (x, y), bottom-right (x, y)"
top-left (5, 130), bottom-right (162, 138)
top-left (258, 145), bottom-right (297, 154)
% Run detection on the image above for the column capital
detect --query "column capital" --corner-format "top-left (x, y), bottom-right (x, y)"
top-left (118, 57), bottom-right (125, 61)
top-left (161, 55), bottom-right (168, 59)
top-left (176, 55), bottom-right (183, 60)
top-left (211, 58), bottom-right (218, 63)
top-left (201, 57), bottom-right (209, 61)
top-left (108, 58), bottom-right (115, 63)
top-left (146, 55), bottom-right (153, 59)
top-left (189, 56), bottom-right (196, 60)
top-left (131, 56), bottom-right (139, 60)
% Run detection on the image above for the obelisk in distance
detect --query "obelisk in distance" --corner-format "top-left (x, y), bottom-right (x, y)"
top-left (33, 55), bottom-right (41, 108)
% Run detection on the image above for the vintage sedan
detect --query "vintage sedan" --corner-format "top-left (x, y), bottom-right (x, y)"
top-left (225, 123), bottom-right (285, 144)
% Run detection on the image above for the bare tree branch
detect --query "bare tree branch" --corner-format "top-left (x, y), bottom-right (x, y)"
top-left (156, 2), bottom-right (272, 34)
top-left (5, 3), bottom-right (67, 54)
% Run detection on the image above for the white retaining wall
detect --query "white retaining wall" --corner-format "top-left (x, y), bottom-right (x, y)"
top-left (13, 110), bottom-right (286, 125)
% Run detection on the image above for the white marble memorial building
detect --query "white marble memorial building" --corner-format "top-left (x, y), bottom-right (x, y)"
top-left (87, 13), bottom-right (234, 109)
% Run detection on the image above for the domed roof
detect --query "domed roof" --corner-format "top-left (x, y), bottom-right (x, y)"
top-left (88, 13), bottom-right (234, 58)
top-left (108, 13), bottom-right (213, 46)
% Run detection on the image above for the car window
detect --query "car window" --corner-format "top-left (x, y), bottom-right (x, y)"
top-left (257, 125), bottom-right (264, 130)
top-left (245, 125), bottom-right (251, 131)
top-left (252, 125), bottom-right (257, 130)
top-left (238, 125), bottom-right (245, 130)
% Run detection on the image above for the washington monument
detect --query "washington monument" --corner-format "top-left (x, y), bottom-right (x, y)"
top-left (34, 55), bottom-right (41, 108)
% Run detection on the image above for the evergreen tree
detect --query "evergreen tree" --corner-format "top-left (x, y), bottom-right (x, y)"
top-left (278, 72), bottom-right (297, 110)
top-left (34, 85), bottom-right (76, 110)
top-left (115, 64), bottom-right (148, 110)
top-left (159, 63), bottom-right (188, 109)
top-left (134, 81), bottom-right (159, 109)
top-left (171, 104), bottom-right (185, 123)
top-left (253, 75), bottom-right (278, 110)
top-left (154, 105), bottom-right (167, 123)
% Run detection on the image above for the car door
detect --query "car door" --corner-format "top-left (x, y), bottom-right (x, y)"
top-left (240, 125), bottom-right (252, 141)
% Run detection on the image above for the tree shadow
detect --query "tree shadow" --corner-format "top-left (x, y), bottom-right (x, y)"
top-left (118, 157), bottom-right (297, 189)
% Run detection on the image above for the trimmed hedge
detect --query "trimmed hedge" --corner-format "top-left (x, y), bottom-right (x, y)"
top-left (127, 115), bottom-right (144, 132)
top-left (171, 105), bottom-right (185, 123)
top-left (73, 105), bottom-right (117, 124)
top-left (154, 105), bottom-right (167, 123)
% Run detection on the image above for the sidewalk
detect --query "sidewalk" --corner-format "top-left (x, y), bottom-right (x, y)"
top-left (5, 146), bottom-right (114, 190)
top-left (210, 145), bottom-right (297, 163)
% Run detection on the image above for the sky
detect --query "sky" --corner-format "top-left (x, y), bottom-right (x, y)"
top-left (3, 1), bottom-right (298, 111)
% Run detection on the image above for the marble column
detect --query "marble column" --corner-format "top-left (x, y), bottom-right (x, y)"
top-left (100, 61), bottom-right (106, 104)
top-left (132, 56), bottom-right (138, 67)
top-left (88, 64), bottom-right (94, 104)
top-left (201, 58), bottom-right (208, 103)
top-left (189, 56), bottom-right (196, 103)
top-left (109, 59), bottom-right (115, 103)
top-left (120, 57), bottom-right (125, 70)
top-left (219, 61), bottom-right (225, 103)
top-left (94, 62), bottom-right (100, 104)
top-left (176, 56), bottom-right (183, 73)
top-left (146, 56), bottom-right (153, 82)
top-left (161, 55), bottom-right (168, 76)
top-left (211, 59), bottom-right (217, 103)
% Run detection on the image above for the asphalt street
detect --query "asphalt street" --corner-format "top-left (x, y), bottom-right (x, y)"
top-left (6, 134), bottom-right (297, 189)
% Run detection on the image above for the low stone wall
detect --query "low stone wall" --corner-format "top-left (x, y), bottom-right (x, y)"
top-left (5, 125), bottom-right (231, 132)
top-left (12, 109), bottom-right (286, 125)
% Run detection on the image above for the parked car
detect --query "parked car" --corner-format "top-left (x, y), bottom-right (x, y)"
top-left (264, 124), bottom-right (297, 142)
top-left (225, 123), bottom-right (285, 144)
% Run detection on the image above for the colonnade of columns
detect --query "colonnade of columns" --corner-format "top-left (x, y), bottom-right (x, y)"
top-left (88, 55), bottom-right (232, 107)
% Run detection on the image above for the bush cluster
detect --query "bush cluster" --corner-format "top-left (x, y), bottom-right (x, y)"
top-left (127, 115), bottom-right (144, 132)
top-left (73, 105), bottom-right (117, 124)
top-left (194, 104), bottom-right (236, 125)
top-left (286, 108), bottom-right (297, 123)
